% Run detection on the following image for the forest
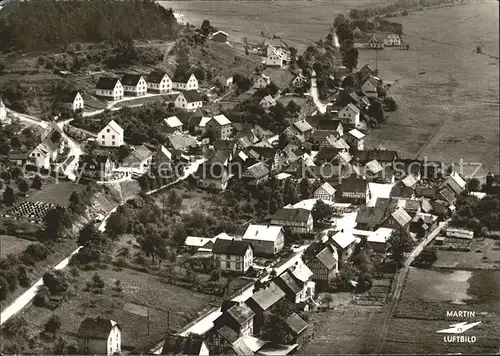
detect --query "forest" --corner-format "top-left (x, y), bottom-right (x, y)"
top-left (0, 0), bottom-right (179, 51)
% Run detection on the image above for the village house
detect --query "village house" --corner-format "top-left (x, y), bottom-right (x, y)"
top-left (162, 335), bottom-right (209, 356)
top-left (195, 163), bottom-right (230, 191)
top-left (247, 147), bottom-right (282, 171)
top-left (241, 161), bottom-right (270, 186)
top-left (486, 172), bottom-right (500, 193)
top-left (313, 182), bottom-right (336, 201)
top-left (7, 152), bottom-right (28, 166)
top-left (121, 145), bottom-right (153, 176)
top-left (95, 77), bottom-right (123, 101)
top-left (345, 128), bottom-right (365, 151)
top-left (381, 207), bottom-right (412, 229)
top-left (211, 30), bottom-right (229, 42)
top-left (260, 95), bottom-right (276, 109)
top-left (214, 72), bottom-right (234, 88)
top-left (213, 238), bottom-right (253, 274)
top-left (77, 153), bottom-right (115, 180)
top-left (410, 212), bottom-right (438, 238)
top-left (285, 313), bottom-right (309, 345)
top-left (268, 208), bottom-right (313, 234)
top-left (172, 73), bottom-right (199, 91)
top-left (242, 224), bottom-right (284, 256)
top-left (97, 120), bottom-right (124, 147)
top-left (355, 206), bottom-right (387, 231)
top-left (339, 103), bottom-right (361, 127)
top-left (384, 33), bottom-right (402, 46)
top-left (62, 91), bottom-right (84, 111)
top-left (440, 170), bottom-right (467, 197)
top-left (336, 176), bottom-right (370, 204)
top-left (146, 70), bottom-right (172, 93)
top-left (362, 76), bottom-right (383, 98)
top-left (121, 73), bottom-right (147, 96)
top-left (265, 46), bottom-right (290, 68)
top-left (252, 74), bottom-right (271, 89)
top-left (206, 114), bottom-right (233, 140)
top-left (366, 33), bottom-right (384, 49)
top-left (303, 241), bottom-right (338, 290)
top-left (29, 140), bottom-right (58, 169)
top-left (306, 116), bottom-right (344, 136)
top-left (245, 283), bottom-right (286, 334)
top-left (163, 116), bottom-right (184, 133)
top-left (390, 181), bottom-right (415, 200)
top-left (328, 229), bottom-right (356, 264)
top-left (310, 130), bottom-right (339, 149)
top-left (352, 149), bottom-right (398, 165)
top-left (348, 91), bottom-right (371, 111)
top-left (274, 260), bottom-right (315, 304)
top-left (77, 317), bottom-right (121, 355)
top-left (291, 72), bottom-right (307, 88)
top-left (165, 133), bottom-right (198, 153)
top-left (175, 90), bottom-right (203, 111)
top-left (184, 236), bottom-right (217, 253)
top-left (293, 120), bottom-right (314, 138)
top-left (366, 227), bottom-right (393, 254)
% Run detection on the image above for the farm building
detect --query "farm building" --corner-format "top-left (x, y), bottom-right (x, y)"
top-left (242, 224), bottom-right (284, 256)
top-left (77, 317), bottom-right (121, 355)
top-left (211, 30), bottom-right (228, 42)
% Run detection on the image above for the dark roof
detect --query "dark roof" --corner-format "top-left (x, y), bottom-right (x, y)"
top-left (415, 187), bottom-right (437, 198)
top-left (180, 90), bottom-right (202, 103)
top-left (61, 90), bottom-right (81, 103)
top-left (244, 162), bottom-right (270, 179)
top-left (353, 149), bottom-right (398, 163)
top-left (227, 303), bottom-right (255, 325)
top-left (356, 206), bottom-right (387, 229)
top-left (79, 153), bottom-right (110, 167)
top-left (432, 200), bottom-right (449, 215)
top-left (374, 197), bottom-right (398, 212)
top-left (161, 335), bottom-right (205, 355)
top-left (212, 239), bottom-right (252, 255)
top-left (78, 317), bottom-right (118, 340)
top-left (390, 181), bottom-right (414, 199)
top-left (173, 72), bottom-right (193, 83)
top-left (268, 208), bottom-right (311, 223)
top-left (196, 163), bottom-right (228, 180)
top-left (315, 247), bottom-right (337, 269)
top-left (95, 77), bottom-right (120, 90)
top-left (208, 149), bottom-right (232, 164)
top-left (216, 326), bottom-right (239, 344)
top-left (249, 146), bottom-right (278, 159)
top-left (311, 130), bottom-right (339, 140)
top-left (338, 176), bottom-right (367, 193)
top-left (285, 313), bottom-right (308, 335)
top-left (247, 283), bottom-right (285, 311)
top-left (214, 140), bottom-right (236, 150)
top-left (306, 116), bottom-right (342, 131)
top-left (121, 73), bottom-right (143, 86)
top-left (277, 270), bottom-right (302, 294)
top-left (358, 64), bottom-right (374, 84)
top-left (147, 70), bottom-right (169, 84)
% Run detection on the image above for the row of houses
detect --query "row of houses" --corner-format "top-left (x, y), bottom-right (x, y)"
top-left (353, 31), bottom-right (403, 49)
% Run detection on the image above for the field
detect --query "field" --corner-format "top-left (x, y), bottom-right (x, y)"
top-left (161, 0), bottom-right (396, 52)
top-left (12, 266), bottom-right (213, 353)
top-left (432, 237), bottom-right (500, 270)
top-left (0, 234), bottom-right (32, 258)
top-left (362, 1), bottom-right (499, 177)
top-left (380, 268), bottom-right (500, 354)
top-left (26, 181), bottom-right (86, 207)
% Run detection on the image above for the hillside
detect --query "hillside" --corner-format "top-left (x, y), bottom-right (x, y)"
top-left (0, 0), bottom-right (180, 51)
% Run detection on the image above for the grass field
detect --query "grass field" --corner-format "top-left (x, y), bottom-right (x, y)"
top-left (27, 181), bottom-right (86, 207)
top-left (161, 0), bottom-right (396, 52)
top-left (362, 1), bottom-right (499, 177)
top-left (432, 238), bottom-right (500, 270)
top-left (0, 234), bottom-right (32, 258)
top-left (381, 268), bottom-right (500, 354)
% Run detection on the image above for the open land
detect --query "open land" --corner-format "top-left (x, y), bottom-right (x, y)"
top-left (361, 1), bottom-right (499, 177)
top-left (161, 0), bottom-right (396, 53)
top-left (0, 235), bottom-right (32, 258)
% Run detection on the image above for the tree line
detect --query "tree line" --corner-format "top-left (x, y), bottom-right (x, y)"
top-left (0, 0), bottom-right (180, 51)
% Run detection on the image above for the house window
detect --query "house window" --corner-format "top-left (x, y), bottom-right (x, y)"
top-left (225, 261), bottom-right (230, 268)
top-left (102, 135), bottom-right (105, 139)
top-left (236, 255), bottom-right (241, 261)
top-left (236, 262), bottom-right (241, 270)
top-left (84, 347), bottom-right (89, 353)
top-left (107, 129), bottom-right (110, 133)
top-left (112, 135), bottom-right (115, 139)
top-left (112, 141), bottom-right (115, 146)
top-left (85, 339), bottom-right (89, 344)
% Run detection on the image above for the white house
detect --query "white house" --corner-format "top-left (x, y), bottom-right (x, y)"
top-left (95, 77), bottom-right (124, 101)
top-left (253, 74), bottom-right (271, 89)
top-left (174, 91), bottom-right (203, 111)
top-left (173, 73), bottom-right (198, 91)
top-left (346, 128), bottom-right (365, 151)
top-left (291, 73), bottom-right (306, 88)
top-left (29, 141), bottom-right (58, 169)
top-left (146, 70), bottom-right (172, 93)
top-left (212, 238), bottom-right (254, 274)
top-left (98, 120), bottom-right (124, 147)
top-left (77, 317), bottom-right (121, 355)
top-left (63, 91), bottom-right (84, 111)
top-left (265, 47), bottom-right (289, 68)
top-left (121, 74), bottom-right (147, 97)
top-left (0, 98), bottom-right (5, 122)
top-left (121, 145), bottom-right (153, 176)
top-left (242, 224), bottom-right (284, 256)
top-left (339, 103), bottom-right (361, 127)
top-left (163, 116), bottom-right (184, 133)
top-left (275, 260), bottom-right (315, 304)
top-left (362, 76), bottom-right (382, 98)
top-left (329, 229), bottom-right (356, 262)
top-left (214, 72), bottom-right (234, 88)
top-left (260, 95), bottom-right (276, 109)
top-left (384, 33), bottom-right (402, 46)
top-left (313, 182), bottom-right (336, 201)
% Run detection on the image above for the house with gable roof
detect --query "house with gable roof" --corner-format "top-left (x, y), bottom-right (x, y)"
top-left (175, 90), bottom-right (203, 111)
top-left (147, 70), bottom-right (172, 93)
top-left (184, 236), bottom-right (217, 253)
top-left (121, 73), bottom-right (147, 96)
top-left (97, 120), bottom-right (124, 147)
top-left (362, 76), bottom-right (383, 98)
top-left (121, 145), bottom-right (153, 176)
top-left (381, 206), bottom-right (412, 229)
top-left (196, 163), bottom-right (230, 191)
top-left (214, 72), bottom-right (234, 88)
top-left (77, 316), bottom-right (121, 355)
top-left (268, 208), bottom-right (313, 234)
top-left (212, 301), bottom-right (255, 352)
top-left (242, 224), bottom-right (284, 256)
top-left (163, 116), bottom-right (184, 133)
top-left (206, 114), bottom-right (233, 140)
top-left (345, 128), bottom-right (365, 150)
top-left (252, 74), bottom-right (271, 89)
top-left (95, 77), bottom-right (123, 100)
top-left (328, 229), bottom-right (356, 263)
top-left (161, 335), bottom-right (209, 356)
top-left (313, 182), bottom-right (336, 201)
top-left (293, 120), bottom-right (314, 138)
top-left (172, 73), bottom-right (199, 91)
top-left (62, 91), bottom-right (84, 111)
top-left (245, 282), bottom-right (286, 334)
top-left (303, 241), bottom-right (338, 290)
top-left (213, 238), bottom-right (254, 274)
top-left (291, 72), bottom-right (307, 88)
top-left (339, 103), bottom-right (361, 127)
top-left (260, 95), bottom-right (276, 109)
top-left (241, 162), bottom-right (270, 186)
top-left (274, 260), bottom-right (315, 304)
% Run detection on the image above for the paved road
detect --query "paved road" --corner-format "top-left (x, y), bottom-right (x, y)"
top-left (374, 219), bottom-right (450, 353)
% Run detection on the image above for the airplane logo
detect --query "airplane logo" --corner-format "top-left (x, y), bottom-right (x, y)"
top-left (436, 321), bottom-right (481, 334)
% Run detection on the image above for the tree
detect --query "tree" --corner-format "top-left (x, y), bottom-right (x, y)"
top-left (465, 178), bottom-right (480, 192)
top-left (34, 286), bottom-right (50, 307)
top-left (299, 178), bottom-right (312, 200)
top-left (311, 199), bottom-right (335, 224)
top-left (44, 315), bottom-right (61, 336)
top-left (18, 179), bottom-right (30, 194)
top-left (32, 174), bottom-right (43, 189)
top-left (114, 279), bottom-right (122, 292)
top-left (43, 271), bottom-right (69, 295)
top-left (342, 47), bottom-right (359, 71)
top-left (201, 19), bottom-right (212, 37)
top-left (0, 276), bottom-right (9, 300)
top-left (174, 44), bottom-right (191, 81)
top-left (388, 228), bottom-right (414, 266)
top-left (384, 96), bottom-right (398, 111)
top-left (284, 179), bottom-right (299, 205)
top-left (77, 223), bottom-right (101, 246)
top-left (92, 273), bottom-right (105, 290)
top-left (210, 268), bottom-right (221, 281)
top-left (367, 99), bottom-right (385, 122)
top-left (3, 185), bottom-right (15, 205)
top-left (106, 209), bottom-right (128, 237)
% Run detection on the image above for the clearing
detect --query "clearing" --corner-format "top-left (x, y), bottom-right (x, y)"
top-left (0, 234), bottom-right (32, 258)
top-left (431, 237), bottom-right (500, 270)
top-left (362, 1), bottom-right (499, 177)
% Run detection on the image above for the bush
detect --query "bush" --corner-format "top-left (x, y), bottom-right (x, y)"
top-left (43, 270), bottom-right (69, 295)
top-left (22, 243), bottom-right (49, 265)
top-left (34, 286), bottom-right (50, 307)
top-left (44, 315), bottom-right (61, 336)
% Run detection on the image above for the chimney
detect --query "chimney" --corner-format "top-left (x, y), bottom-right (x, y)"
top-left (341, 229), bottom-right (344, 233)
